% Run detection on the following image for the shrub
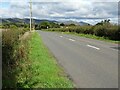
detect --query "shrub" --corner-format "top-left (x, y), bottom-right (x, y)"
top-left (10, 25), bottom-right (17, 30)
top-left (105, 25), bottom-right (119, 40)
top-left (46, 24), bottom-right (120, 41)
top-left (2, 28), bottom-right (30, 88)
top-left (93, 25), bottom-right (106, 37)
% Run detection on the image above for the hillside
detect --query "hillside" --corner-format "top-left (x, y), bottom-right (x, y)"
top-left (0, 18), bottom-right (58, 24)
top-left (1, 18), bottom-right (90, 26)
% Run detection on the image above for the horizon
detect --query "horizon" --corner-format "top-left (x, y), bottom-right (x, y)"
top-left (1, 17), bottom-right (118, 26)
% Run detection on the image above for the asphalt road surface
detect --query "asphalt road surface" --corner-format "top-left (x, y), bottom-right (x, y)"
top-left (37, 31), bottom-right (118, 88)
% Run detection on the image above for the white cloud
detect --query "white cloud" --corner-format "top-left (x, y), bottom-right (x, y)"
top-left (2, 0), bottom-right (119, 2)
top-left (0, 0), bottom-right (119, 24)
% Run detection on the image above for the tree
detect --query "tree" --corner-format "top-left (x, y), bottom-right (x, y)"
top-left (49, 22), bottom-right (60, 28)
top-left (60, 23), bottom-right (65, 26)
top-left (39, 21), bottom-right (51, 29)
top-left (69, 24), bottom-right (76, 26)
top-left (10, 25), bottom-right (17, 30)
top-left (96, 19), bottom-right (111, 26)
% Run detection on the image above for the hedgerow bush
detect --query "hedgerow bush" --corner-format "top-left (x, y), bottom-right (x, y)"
top-left (93, 25), bottom-right (106, 37)
top-left (105, 25), bottom-right (119, 40)
top-left (2, 28), bottom-right (30, 88)
top-left (93, 24), bottom-right (119, 40)
top-left (46, 24), bottom-right (119, 40)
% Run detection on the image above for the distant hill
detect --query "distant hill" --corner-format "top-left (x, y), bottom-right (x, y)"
top-left (0, 18), bottom-right (90, 26)
top-left (0, 18), bottom-right (58, 24)
top-left (1, 18), bottom-right (24, 23)
top-left (60, 20), bottom-right (90, 26)
top-left (60, 20), bottom-right (80, 25)
top-left (79, 21), bottom-right (90, 26)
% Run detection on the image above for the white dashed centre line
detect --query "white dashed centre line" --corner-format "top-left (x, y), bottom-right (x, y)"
top-left (69, 39), bottom-right (75, 42)
top-left (60, 36), bottom-right (63, 37)
top-left (87, 44), bottom-right (100, 50)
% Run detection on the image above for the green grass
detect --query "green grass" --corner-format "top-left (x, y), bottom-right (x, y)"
top-left (21, 32), bottom-right (74, 88)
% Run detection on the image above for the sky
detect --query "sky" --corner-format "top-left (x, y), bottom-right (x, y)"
top-left (0, 0), bottom-right (119, 25)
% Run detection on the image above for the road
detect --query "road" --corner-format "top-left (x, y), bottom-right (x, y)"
top-left (37, 31), bottom-right (118, 88)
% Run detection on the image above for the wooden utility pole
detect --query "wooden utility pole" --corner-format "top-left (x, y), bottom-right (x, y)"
top-left (30, 0), bottom-right (32, 31)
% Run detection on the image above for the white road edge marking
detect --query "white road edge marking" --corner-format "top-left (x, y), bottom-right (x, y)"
top-left (69, 38), bottom-right (75, 42)
top-left (60, 36), bottom-right (63, 37)
top-left (87, 44), bottom-right (100, 50)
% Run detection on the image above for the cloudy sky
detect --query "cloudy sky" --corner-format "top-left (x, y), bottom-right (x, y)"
top-left (0, 0), bottom-right (119, 25)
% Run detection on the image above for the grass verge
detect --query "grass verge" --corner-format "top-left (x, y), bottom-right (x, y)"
top-left (20, 32), bottom-right (74, 88)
